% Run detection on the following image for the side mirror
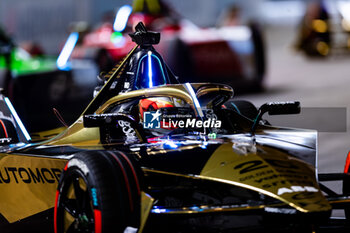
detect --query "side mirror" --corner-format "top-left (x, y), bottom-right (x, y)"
top-left (259, 101), bottom-right (300, 115)
top-left (251, 101), bottom-right (300, 134)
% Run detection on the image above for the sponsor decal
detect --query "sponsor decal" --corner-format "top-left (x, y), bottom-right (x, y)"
top-left (264, 207), bottom-right (297, 214)
top-left (124, 227), bottom-right (138, 233)
top-left (233, 159), bottom-right (316, 189)
top-left (68, 158), bottom-right (89, 175)
top-left (118, 120), bottom-right (139, 143)
top-left (262, 181), bottom-right (314, 189)
top-left (0, 167), bottom-right (62, 184)
top-left (0, 138), bottom-right (11, 143)
top-left (91, 188), bottom-right (98, 206)
top-left (143, 110), bottom-right (221, 129)
top-left (277, 186), bottom-right (318, 195)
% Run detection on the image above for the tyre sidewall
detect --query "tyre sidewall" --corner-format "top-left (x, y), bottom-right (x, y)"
top-left (56, 151), bottom-right (133, 233)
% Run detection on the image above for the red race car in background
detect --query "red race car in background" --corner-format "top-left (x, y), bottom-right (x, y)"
top-left (63, 0), bottom-right (266, 92)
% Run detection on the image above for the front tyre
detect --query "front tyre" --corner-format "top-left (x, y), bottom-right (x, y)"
top-left (54, 151), bottom-right (142, 233)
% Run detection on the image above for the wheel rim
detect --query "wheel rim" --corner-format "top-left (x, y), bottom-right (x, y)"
top-left (57, 171), bottom-right (95, 233)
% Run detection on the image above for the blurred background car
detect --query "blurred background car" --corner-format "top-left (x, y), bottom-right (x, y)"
top-left (0, 25), bottom-right (99, 137)
top-left (0, 26), bottom-right (58, 93)
top-left (295, 0), bottom-right (350, 57)
top-left (295, 0), bottom-right (331, 56)
top-left (66, 0), bottom-right (266, 92)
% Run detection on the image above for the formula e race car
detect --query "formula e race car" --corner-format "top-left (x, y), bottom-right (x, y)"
top-left (0, 22), bottom-right (349, 233)
top-left (67, 0), bottom-right (265, 92)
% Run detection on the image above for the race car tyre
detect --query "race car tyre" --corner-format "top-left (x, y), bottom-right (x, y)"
top-left (223, 100), bottom-right (258, 120)
top-left (54, 150), bottom-right (142, 233)
top-left (343, 174), bottom-right (350, 222)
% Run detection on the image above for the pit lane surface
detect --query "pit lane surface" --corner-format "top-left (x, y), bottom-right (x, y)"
top-left (236, 25), bottom-right (350, 219)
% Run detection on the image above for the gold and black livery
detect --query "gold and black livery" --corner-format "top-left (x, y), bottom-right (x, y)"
top-left (0, 22), bottom-right (349, 233)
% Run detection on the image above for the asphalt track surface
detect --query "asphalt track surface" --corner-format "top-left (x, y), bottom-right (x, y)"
top-left (236, 25), bottom-right (350, 219)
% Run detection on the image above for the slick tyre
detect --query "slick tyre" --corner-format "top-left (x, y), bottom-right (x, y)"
top-left (54, 151), bottom-right (142, 233)
top-left (223, 100), bottom-right (258, 120)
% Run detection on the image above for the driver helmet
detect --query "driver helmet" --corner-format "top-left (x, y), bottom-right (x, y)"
top-left (139, 97), bottom-right (185, 129)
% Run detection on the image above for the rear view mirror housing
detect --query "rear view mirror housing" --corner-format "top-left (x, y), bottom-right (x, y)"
top-left (260, 101), bottom-right (300, 115)
top-left (251, 101), bottom-right (300, 135)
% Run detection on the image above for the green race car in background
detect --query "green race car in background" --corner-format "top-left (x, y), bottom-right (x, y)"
top-left (0, 26), bottom-right (58, 85)
top-left (0, 26), bottom-right (99, 139)
top-left (0, 47), bottom-right (58, 76)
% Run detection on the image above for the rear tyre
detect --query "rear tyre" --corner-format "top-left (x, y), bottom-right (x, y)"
top-left (223, 100), bottom-right (258, 120)
top-left (54, 151), bottom-right (142, 233)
